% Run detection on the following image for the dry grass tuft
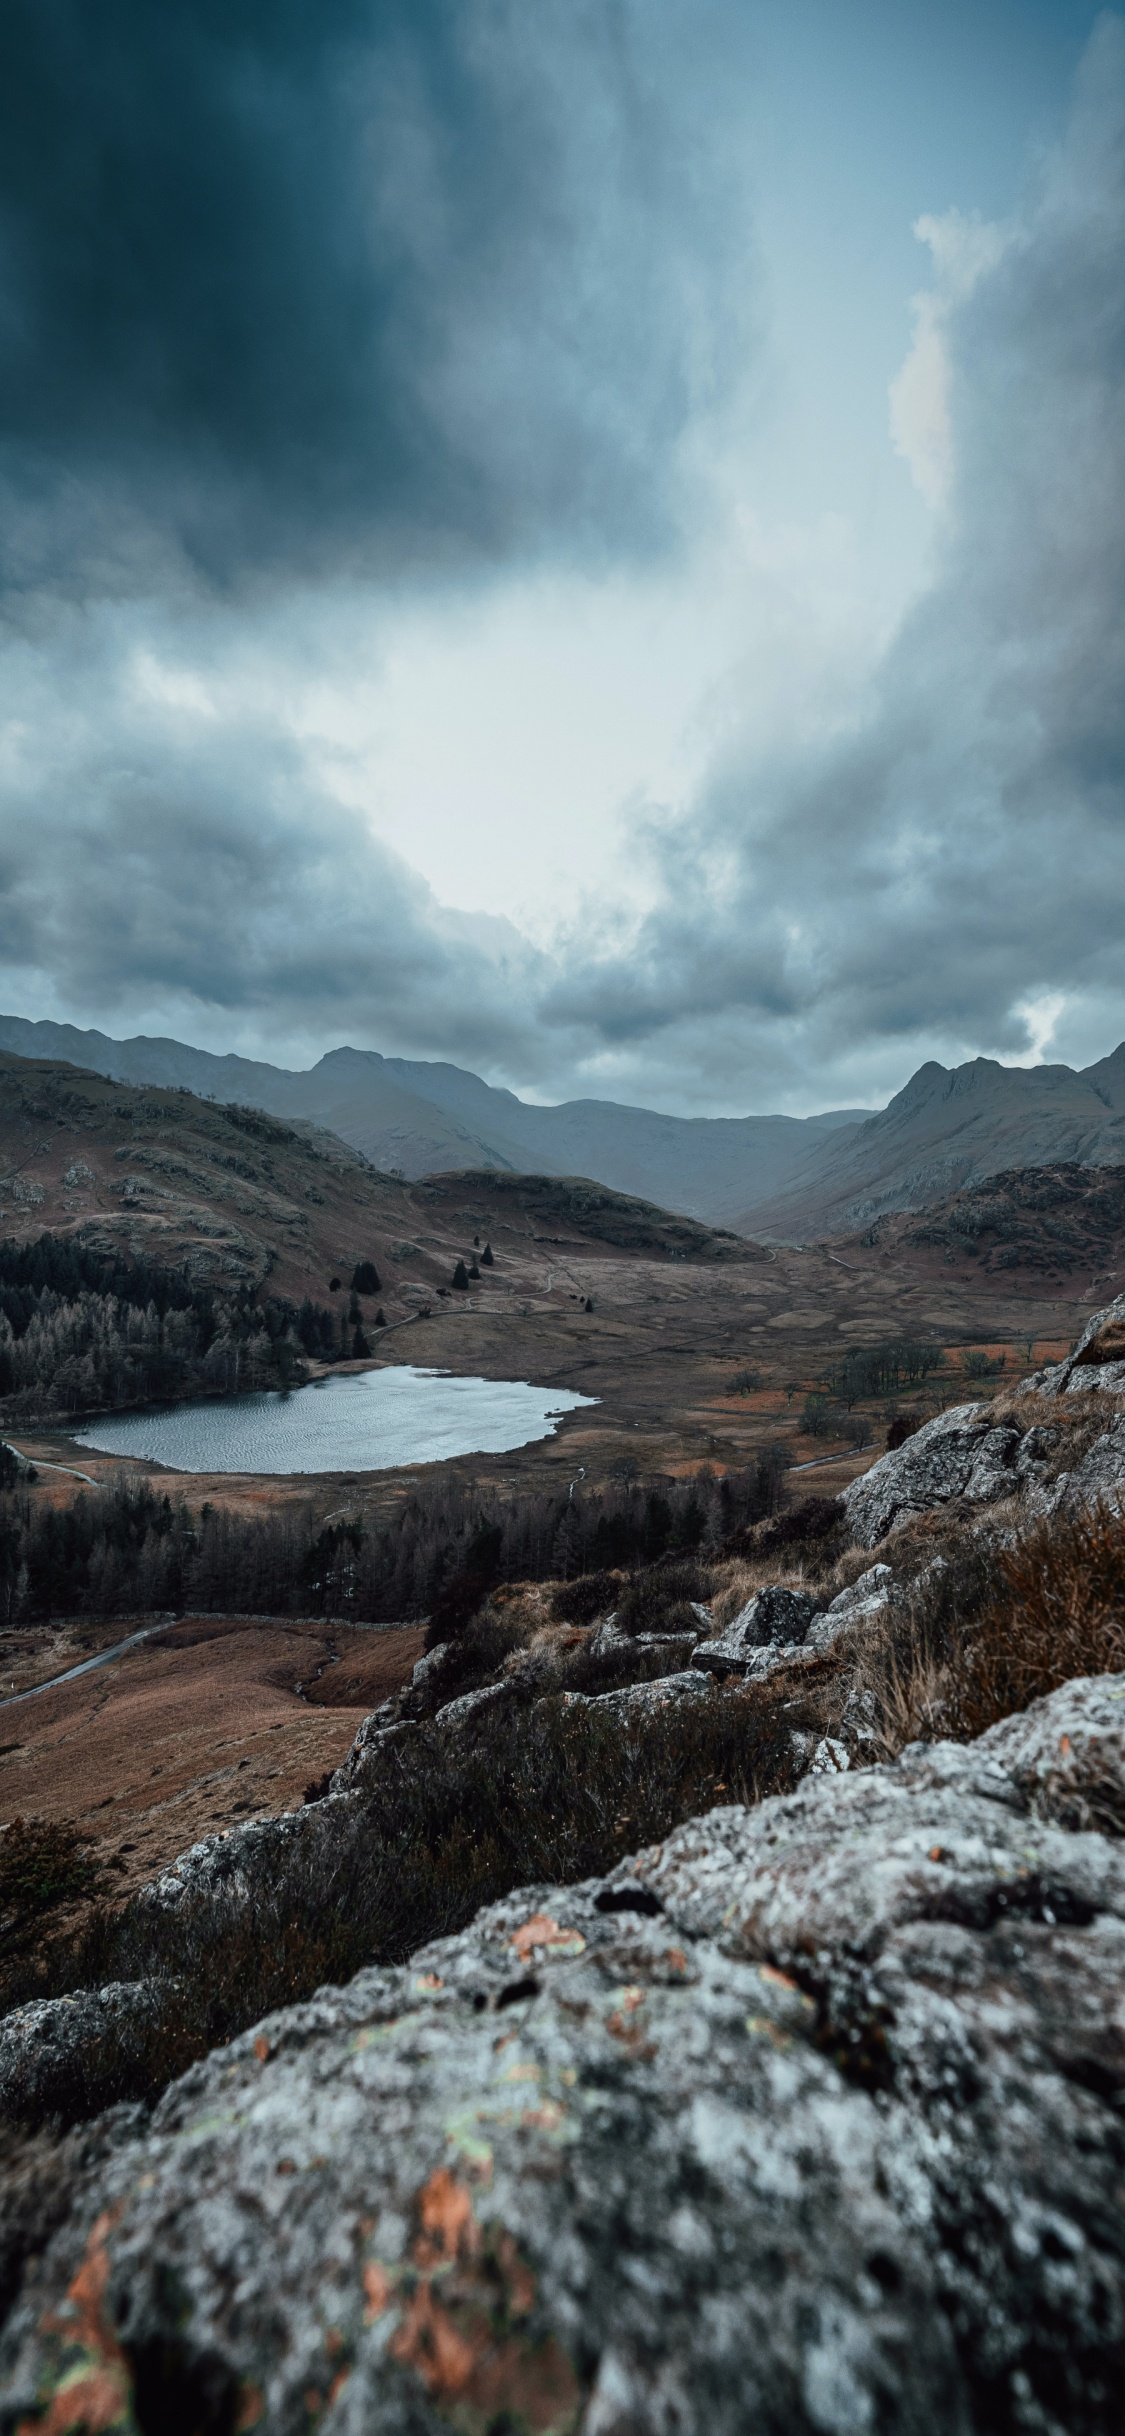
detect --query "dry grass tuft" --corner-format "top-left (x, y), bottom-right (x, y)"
top-left (947, 1502), bottom-right (1125, 1739)
top-left (849, 1498), bottom-right (1125, 1755)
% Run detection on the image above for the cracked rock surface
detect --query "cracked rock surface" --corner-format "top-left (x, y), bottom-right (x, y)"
top-left (3, 1675), bottom-right (1125, 2436)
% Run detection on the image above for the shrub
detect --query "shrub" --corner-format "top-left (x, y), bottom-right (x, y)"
top-left (0, 1819), bottom-right (102, 1977)
top-left (614, 1560), bottom-right (710, 1638)
top-left (412, 1602), bottom-right (527, 1710)
top-left (552, 1571), bottom-right (622, 1626)
top-left (726, 1369), bottom-right (762, 1395)
top-left (802, 1394), bottom-right (835, 1438)
top-left (757, 1496), bottom-right (844, 1558)
top-left (885, 1411), bottom-right (924, 1451)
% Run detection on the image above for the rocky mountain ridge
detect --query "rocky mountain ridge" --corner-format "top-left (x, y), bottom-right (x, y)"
top-left (9, 1013), bottom-right (1125, 1243)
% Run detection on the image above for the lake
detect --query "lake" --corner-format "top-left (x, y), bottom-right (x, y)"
top-left (72, 1365), bottom-right (598, 1476)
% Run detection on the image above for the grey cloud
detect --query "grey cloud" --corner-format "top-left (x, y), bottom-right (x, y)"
top-left (0, 667), bottom-right (560, 1076)
top-left (0, 0), bottom-right (754, 592)
top-left (546, 15), bottom-right (1125, 1096)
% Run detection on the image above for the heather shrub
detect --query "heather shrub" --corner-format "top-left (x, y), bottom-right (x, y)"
top-left (615, 1560), bottom-right (711, 1638)
top-left (552, 1571), bottom-right (622, 1626)
top-left (757, 1496), bottom-right (845, 1562)
top-left (0, 1818), bottom-right (102, 1978)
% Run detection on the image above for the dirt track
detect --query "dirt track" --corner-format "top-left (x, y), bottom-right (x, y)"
top-left (0, 1616), bottom-right (424, 1894)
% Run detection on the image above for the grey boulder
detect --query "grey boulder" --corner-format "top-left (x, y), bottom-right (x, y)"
top-left (692, 1584), bottom-right (822, 1677)
top-left (4, 1674), bottom-right (1125, 2435)
top-left (839, 1405), bottom-right (1024, 1546)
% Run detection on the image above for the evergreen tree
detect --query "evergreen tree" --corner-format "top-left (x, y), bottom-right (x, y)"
top-left (451, 1260), bottom-right (469, 1291)
top-left (481, 1243), bottom-right (494, 1267)
top-left (352, 1261), bottom-right (381, 1296)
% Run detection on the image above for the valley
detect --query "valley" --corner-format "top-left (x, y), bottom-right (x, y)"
top-left (0, 1045), bottom-right (1114, 1986)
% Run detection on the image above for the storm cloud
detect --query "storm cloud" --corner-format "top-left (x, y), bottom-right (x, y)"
top-left (2, 7), bottom-right (1123, 1111)
top-left (0, 0), bottom-right (750, 589)
top-left (549, 14), bottom-right (1125, 1100)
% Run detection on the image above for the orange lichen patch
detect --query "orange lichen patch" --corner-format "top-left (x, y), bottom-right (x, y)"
top-left (758, 1965), bottom-right (799, 1995)
top-left (414, 2169), bottom-right (477, 2269)
top-left (366, 2172), bottom-right (582, 2436)
top-left (508, 1915), bottom-right (586, 1965)
top-left (664, 1948), bottom-right (690, 1977)
top-left (606, 1988), bottom-right (655, 2057)
top-left (234, 2387), bottom-right (264, 2434)
top-left (21, 2212), bottom-right (135, 2436)
top-left (416, 1974), bottom-right (444, 1994)
top-left (253, 2035), bottom-right (270, 2064)
top-left (363, 2263), bottom-right (394, 2322)
top-left (1059, 1734), bottom-right (1073, 1756)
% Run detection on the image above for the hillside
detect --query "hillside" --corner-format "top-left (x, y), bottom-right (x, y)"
top-left (840, 1162), bottom-right (1125, 1295)
top-left (737, 1048), bottom-right (1125, 1239)
top-left (0, 1015), bottom-right (864, 1221)
top-left (0, 1051), bottom-right (759, 1306)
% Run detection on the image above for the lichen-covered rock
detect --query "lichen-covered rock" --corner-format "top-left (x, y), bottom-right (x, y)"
top-left (135, 1802), bottom-right (347, 1915)
top-left (0, 1986), bottom-right (165, 2126)
top-left (563, 1669), bottom-right (715, 1721)
top-left (4, 1676), bottom-right (1125, 2435)
top-left (692, 1571), bottom-right (891, 1687)
top-left (692, 1584), bottom-right (822, 1676)
top-left (839, 1404), bottom-right (1022, 1546)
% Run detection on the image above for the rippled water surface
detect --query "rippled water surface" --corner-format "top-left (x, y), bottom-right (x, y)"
top-left (73, 1366), bottom-right (597, 1476)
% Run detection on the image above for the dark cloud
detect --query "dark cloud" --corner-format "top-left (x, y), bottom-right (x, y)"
top-left (0, 0), bottom-right (752, 590)
top-left (547, 15), bottom-right (1125, 1096)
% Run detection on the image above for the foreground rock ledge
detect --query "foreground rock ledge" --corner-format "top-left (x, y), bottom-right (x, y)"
top-left (4, 1677), bottom-right (1125, 2436)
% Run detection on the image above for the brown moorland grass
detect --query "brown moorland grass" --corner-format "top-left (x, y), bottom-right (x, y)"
top-left (850, 1499), bottom-right (1125, 1757)
top-left (948, 1502), bottom-right (1125, 1740)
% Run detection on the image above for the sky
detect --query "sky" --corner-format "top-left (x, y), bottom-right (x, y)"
top-left (0, 0), bottom-right (1121, 1116)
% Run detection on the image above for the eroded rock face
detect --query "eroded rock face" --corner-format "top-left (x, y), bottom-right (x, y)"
top-left (4, 1676), bottom-right (1124, 2436)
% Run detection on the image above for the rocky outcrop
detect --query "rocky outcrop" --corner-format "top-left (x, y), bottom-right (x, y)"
top-left (3, 1673), bottom-right (1124, 2435)
top-left (691, 1584), bottom-right (822, 1676)
top-left (840, 1404), bottom-right (1033, 1546)
top-left (562, 1669), bottom-right (715, 1723)
top-left (0, 1985), bottom-right (166, 2127)
top-left (1031, 1292), bottom-right (1125, 1395)
top-left (692, 1569), bottom-right (892, 1682)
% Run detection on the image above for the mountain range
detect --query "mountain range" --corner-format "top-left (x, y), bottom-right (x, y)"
top-left (4, 1013), bottom-right (1125, 1240)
